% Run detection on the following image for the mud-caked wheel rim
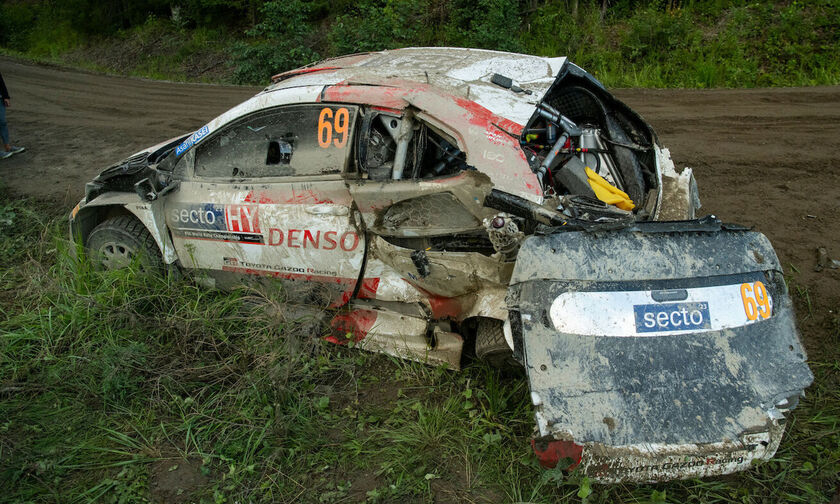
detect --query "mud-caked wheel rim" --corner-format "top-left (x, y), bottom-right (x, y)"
top-left (86, 215), bottom-right (163, 273)
top-left (96, 240), bottom-right (138, 269)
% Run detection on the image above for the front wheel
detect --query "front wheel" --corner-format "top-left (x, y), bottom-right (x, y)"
top-left (475, 318), bottom-right (518, 369)
top-left (86, 215), bottom-right (163, 271)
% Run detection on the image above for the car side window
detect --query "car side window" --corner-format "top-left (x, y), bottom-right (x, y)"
top-left (194, 104), bottom-right (357, 179)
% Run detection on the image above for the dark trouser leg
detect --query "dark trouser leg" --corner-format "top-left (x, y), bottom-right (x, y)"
top-left (0, 103), bottom-right (9, 149)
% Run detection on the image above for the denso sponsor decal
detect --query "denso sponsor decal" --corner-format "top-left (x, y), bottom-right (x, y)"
top-left (170, 204), bottom-right (263, 243)
top-left (266, 228), bottom-right (359, 251)
top-left (175, 125), bottom-right (210, 157)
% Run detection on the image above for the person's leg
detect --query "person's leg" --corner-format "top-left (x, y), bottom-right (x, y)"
top-left (0, 102), bottom-right (10, 151)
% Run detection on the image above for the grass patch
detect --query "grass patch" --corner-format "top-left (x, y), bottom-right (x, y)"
top-left (1, 189), bottom-right (838, 502)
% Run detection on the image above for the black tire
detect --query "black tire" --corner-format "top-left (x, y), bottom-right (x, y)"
top-left (86, 215), bottom-right (163, 271)
top-left (475, 318), bottom-right (518, 369)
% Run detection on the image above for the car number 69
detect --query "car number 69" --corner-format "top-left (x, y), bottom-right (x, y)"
top-left (740, 281), bottom-right (771, 321)
top-left (318, 107), bottom-right (350, 148)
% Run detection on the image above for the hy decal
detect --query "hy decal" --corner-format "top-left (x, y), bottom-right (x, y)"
top-left (170, 204), bottom-right (263, 243)
top-left (175, 125), bottom-right (210, 156)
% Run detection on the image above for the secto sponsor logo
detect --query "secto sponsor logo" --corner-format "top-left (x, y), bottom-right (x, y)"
top-left (633, 301), bottom-right (711, 333)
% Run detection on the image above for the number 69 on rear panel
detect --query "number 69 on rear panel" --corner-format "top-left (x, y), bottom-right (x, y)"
top-left (740, 281), bottom-right (771, 321)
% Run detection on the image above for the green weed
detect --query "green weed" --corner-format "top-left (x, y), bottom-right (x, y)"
top-left (1, 186), bottom-right (838, 503)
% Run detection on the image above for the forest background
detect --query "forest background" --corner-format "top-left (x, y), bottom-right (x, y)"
top-left (1, 0), bottom-right (839, 88)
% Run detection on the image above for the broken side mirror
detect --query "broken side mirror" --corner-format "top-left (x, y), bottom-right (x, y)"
top-left (134, 177), bottom-right (180, 202)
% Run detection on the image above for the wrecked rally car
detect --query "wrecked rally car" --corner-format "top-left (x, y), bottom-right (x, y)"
top-left (69, 48), bottom-right (812, 483)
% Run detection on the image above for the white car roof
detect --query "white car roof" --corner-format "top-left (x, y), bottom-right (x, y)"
top-left (269, 47), bottom-right (567, 126)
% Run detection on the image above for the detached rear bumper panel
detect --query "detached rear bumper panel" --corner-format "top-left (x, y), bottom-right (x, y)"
top-left (511, 224), bottom-right (813, 482)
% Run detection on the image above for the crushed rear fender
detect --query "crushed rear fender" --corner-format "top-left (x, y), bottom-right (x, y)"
top-left (508, 219), bottom-right (813, 483)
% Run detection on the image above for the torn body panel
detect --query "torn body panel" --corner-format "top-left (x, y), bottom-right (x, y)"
top-left (329, 303), bottom-right (463, 369)
top-left (369, 235), bottom-right (512, 300)
top-left (510, 226), bottom-right (812, 482)
top-left (348, 170), bottom-right (495, 236)
top-left (535, 426), bottom-right (784, 483)
top-left (321, 82), bottom-right (543, 202)
top-left (274, 48), bottom-right (566, 126)
top-left (655, 147), bottom-right (700, 221)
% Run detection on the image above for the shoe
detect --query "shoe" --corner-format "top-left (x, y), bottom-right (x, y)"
top-left (1, 146), bottom-right (25, 159)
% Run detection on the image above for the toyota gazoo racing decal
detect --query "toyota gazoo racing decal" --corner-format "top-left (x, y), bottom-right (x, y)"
top-left (222, 256), bottom-right (338, 277)
top-left (169, 204), bottom-right (263, 243)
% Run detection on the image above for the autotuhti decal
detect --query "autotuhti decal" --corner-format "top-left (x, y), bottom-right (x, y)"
top-left (170, 204), bottom-right (263, 244)
top-left (175, 125), bottom-right (210, 157)
top-left (596, 455), bottom-right (747, 477)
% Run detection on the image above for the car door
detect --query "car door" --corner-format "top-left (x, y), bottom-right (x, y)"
top-left (165, 103), bottom-right (365, 306)
top-left (346, 108), bottom-right (510, 300)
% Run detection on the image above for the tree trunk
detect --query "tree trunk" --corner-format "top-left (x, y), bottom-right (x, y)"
top-left (571, 0), bottom-right (578, 20)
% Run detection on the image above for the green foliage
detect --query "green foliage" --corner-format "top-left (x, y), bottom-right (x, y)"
top-left (231, 0), bottom-right (320, 84)
top-left (328, 0), bottom-right (521, 57)
top-left (445, 0), bottom-right (522, 51)
top-left (0, 3), bottom-right (37, 51)
top-left (2, 0), bottom-right (840, 87)
top-left (328, 0), bottom-right (434, 55)
top-left (522, 0), bottom-right (840, 88)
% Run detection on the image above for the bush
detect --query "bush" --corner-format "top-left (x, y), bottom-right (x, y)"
top-left (2, 0), bottom-right (839, 88)
top-left (0, 3), bottom-right (37, 52)
top-left (231, 0), bottom-right (320, 84)
top-left (328, 0), bottom-right (433, 55)
top-left (445, 0), bottom-right (522, 52)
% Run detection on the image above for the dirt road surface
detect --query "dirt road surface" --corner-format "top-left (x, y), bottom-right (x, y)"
top-left (1, 55), bottom-right (837, 355)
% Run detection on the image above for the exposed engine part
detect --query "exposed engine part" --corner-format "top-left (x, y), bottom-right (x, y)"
top-left (484, 213), bottom-right (525, 258)
top-left (360, 110), bottom-right (468, 181)
top-left (378, 114), bottom-right (402, 140)
top-left (578, 127), bottom-right (621, 187)
top-left (365, 126), bottom-right (396, 180)
top-left (521, 76), bottom-right (658, 210)
top-left (535, 105), bottom-right (582, 187)
top-left (557, 194), bottom-right (632, 222)
top-left (431, 140), bottom-right (463, 175)
top-left (392, 113), bottom-right (415, 179)
top-left (554, 156), bottom-right (595, 199)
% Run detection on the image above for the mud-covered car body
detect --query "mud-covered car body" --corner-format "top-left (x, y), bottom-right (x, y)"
top-left (70, 48), bottom-right (812, 483)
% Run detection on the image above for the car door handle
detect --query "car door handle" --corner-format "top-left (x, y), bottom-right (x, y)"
top-left (304, 205), bottom-right (349, 216)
